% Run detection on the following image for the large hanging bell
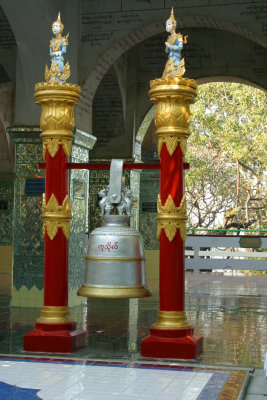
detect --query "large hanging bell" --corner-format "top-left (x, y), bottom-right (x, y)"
top-left (77, 160), bottom-right (151, 299)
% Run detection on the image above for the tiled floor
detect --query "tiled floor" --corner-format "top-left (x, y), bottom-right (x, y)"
top-left (0, 272), bottom-right (266, 399)
top-left (0, 357), bottom-right (248, 400)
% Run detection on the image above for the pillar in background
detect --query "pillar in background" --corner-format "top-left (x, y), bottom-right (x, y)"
top-left (23, 82), bottom-right (87, 352)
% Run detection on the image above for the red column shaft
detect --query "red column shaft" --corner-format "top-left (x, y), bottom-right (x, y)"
top-left (159, 143), bottom-right (185, 311)
top-left (44, 146), bottom-right (69, 307)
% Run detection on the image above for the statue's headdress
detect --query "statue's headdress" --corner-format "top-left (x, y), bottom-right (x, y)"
top-left (167, 7), bottom-right (177, 29)
top-left (53, 12), bottom-right (64, 33)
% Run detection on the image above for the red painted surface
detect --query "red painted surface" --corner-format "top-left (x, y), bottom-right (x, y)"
top-left (23, 329), bottom-right (87, 353)
top-left (141, 334), bottom-right (203, 360)
top-left (35, 322), bottom-right (76, 331)
top-left (159, 143), bottom-right (185, 312)
top-left (23, 138), bottom-right (86, 352)
top-left (38, 162), bottom-right (190, 170)
top-left (44, 146), bottom-right (69, 307)
top-left (141, 138), bottom-right (204, 359)
top-left (44, 230), bottom-right (68, 306)
top-left (45, 147), bottom-right (68, 203)
top-left (159, 230), bottom-right (185, 311)
top-left (160, 144), bottom-right (184, 205)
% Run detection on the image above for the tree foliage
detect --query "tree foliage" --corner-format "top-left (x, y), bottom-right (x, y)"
top-left (186, 82), bottom-right (266, 232)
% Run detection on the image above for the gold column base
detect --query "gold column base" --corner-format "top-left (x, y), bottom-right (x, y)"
top-left (37, 306), bottom-right (72, 324)
top-left (152, 311), bottom-right (191, 330)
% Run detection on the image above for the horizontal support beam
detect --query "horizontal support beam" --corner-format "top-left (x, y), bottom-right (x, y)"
top-left (38, 162), bottom-right (190, 170)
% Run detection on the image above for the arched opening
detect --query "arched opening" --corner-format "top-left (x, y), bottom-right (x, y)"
top-left (91, 66), bottom-right (125, 159)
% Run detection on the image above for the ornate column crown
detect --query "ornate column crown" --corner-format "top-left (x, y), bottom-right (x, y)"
top-left (35, 82), bottom-right (81, 158)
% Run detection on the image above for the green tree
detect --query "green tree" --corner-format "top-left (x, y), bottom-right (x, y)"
top-left (186, 82), bottom-right (266, 232)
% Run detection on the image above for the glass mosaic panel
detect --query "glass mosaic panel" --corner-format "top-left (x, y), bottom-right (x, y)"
top-left (71, 146), bottom-right (89, 163)
top-left (0, 179), bottom-right (14, 245)
top-left (130, 170), bottom-right (140, 229)
top-left (11, 129), bottom-right (94, 295)
top-left (13, 139), bottom-right (44, 291)
top-left (139, 171), bottom-right (159, 250)
top-left (68, 144), bottom-right (89, 295)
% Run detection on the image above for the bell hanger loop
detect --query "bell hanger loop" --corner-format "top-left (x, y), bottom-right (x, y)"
top-left (107, 159), bottom-right (124, 205)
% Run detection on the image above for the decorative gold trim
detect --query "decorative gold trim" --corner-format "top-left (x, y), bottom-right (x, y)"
top-left (156, 127), bottom-right (190, 156)
top-left (158, 136), bottom-right (187, 156)
top-left (157, 194), bottom-right (187, 242)
top-left (37, 306), bottom-right (72, 324)
top-left (150, 76), bottom-right (197, 89)
top-left (35, 81), bottom-right (81, 94)
top-left (85, 257), bottom-right (145, 261)
top-left (35, 82), bottom-right (81, 158)
top-left (45, 61), bottom-right (70, 83)
top-left (152, 311), bottom-right (191, 330)
top-left (42, 194), bottom-right (72, 240)
top-left (162, 57), bottom-right (186, 79)
top-left (217, 370), bottom-right (249, 400)
top-left (77, 285), bottom-right (151, 299)
top-left (41, 134), bottom-right (74, 159)
top-left (148, 80), bottom-right (196, 157)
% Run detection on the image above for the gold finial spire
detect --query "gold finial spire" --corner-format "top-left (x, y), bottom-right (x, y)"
top-left (167, 7), bottom-right (177, 28)
top-left (54, 11), bottom-right (64, 33)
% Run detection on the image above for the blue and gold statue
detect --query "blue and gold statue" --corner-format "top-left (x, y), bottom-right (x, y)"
top-left (45, 13), bottom-right (70, 83)
top-left (162, 8), bottom-right (188, 78)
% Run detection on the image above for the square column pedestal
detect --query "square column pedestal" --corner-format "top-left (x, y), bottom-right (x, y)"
top-left (141, 326), bottom-right (203, 360)
top-left (24, 320), bottom-right (87, 353)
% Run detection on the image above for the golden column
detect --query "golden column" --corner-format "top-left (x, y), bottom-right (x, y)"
top-left (23, 14), bottom-right (87, 353)
top-left (141, 9), bottom-right (203, 359)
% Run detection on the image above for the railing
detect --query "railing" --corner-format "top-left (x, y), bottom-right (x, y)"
top-left (185, 234), bottom-right (267, 271)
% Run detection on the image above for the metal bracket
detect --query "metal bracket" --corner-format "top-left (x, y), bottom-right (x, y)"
top-left (107, 159), bottom-right (124, 204)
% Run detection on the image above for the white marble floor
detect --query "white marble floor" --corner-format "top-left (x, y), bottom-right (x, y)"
top-left (0, 358), bottom-right (233, 400)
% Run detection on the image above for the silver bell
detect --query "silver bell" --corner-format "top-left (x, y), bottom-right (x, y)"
top-left (77, 160), bottom-right (151, 299)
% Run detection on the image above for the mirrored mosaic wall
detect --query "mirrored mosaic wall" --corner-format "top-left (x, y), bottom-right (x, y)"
top-left (8, 128), bottom-right (95, 306)
top-left (139, 171), bottom-right (159, 250)
top-left (8, 129), bottom-right (44, 292)
top-left (69, 143), bottom-right (89, 297)
top-left (0, 177), bottom-right (14, 245)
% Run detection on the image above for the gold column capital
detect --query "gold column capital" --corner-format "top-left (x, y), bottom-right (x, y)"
top-left (35, 82), bottom-right (81, 158)
top-left (157, 194), bottom-right (187, 242)
top-left (148, 77), bottom-right (197, 157)
top-left (42, 193), bottom-right (72, 240)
